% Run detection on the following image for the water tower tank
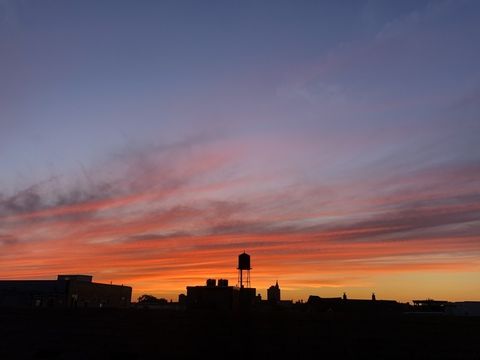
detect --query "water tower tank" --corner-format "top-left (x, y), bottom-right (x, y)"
top-left (238, 252), bottom-right (251, 270)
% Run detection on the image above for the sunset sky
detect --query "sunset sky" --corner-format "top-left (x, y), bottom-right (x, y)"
top-left (1, 0), bottom-right (480, 302)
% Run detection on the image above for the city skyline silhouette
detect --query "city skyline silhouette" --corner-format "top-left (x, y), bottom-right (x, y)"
top-left (1, 251), bottom-right (478, 309)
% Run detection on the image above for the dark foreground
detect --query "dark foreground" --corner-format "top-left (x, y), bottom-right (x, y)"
top-left (1, 309), bottom-right (479, 359)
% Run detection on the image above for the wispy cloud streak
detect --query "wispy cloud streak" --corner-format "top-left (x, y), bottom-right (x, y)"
top-left (1, 133), bottom-right (479, 301)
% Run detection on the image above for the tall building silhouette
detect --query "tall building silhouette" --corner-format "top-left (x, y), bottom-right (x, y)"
top-left (267, 281), bottom-right (281, 303)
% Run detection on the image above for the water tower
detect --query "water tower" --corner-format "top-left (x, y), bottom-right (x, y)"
top-left (237, 251), bottom-right (251, 288)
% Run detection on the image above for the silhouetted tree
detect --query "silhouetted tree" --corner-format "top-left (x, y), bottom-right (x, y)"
top-left (137, 294), bottom-right (168, 305)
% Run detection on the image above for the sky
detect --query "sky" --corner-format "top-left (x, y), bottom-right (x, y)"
top-left (1, 0), bottom-right (480, 302)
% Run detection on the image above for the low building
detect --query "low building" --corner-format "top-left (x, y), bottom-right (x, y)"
top-left (446, 302), bottom-right (480, 317)
top-left (307, 295), bottom-right (405, 313)
top-left (186, 279), bottom-right (256, 311)
top-left (0, 275), bottom-right (132, 308)
top-left (412, 299), bottom-right (449, 313)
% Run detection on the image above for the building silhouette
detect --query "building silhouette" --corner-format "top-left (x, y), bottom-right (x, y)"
top-left (186, 252), bottom-right (256, 311)
top-left (445, 301), bottom-right (480, 316)
top-left (0, 275), bottom-right (131, 308)
top-left (267, 281), bottom-right (281, 304)
top-left (186, 278), bottom-right (240, 311)
top-left (307, 295), bottom-right (405, 313)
